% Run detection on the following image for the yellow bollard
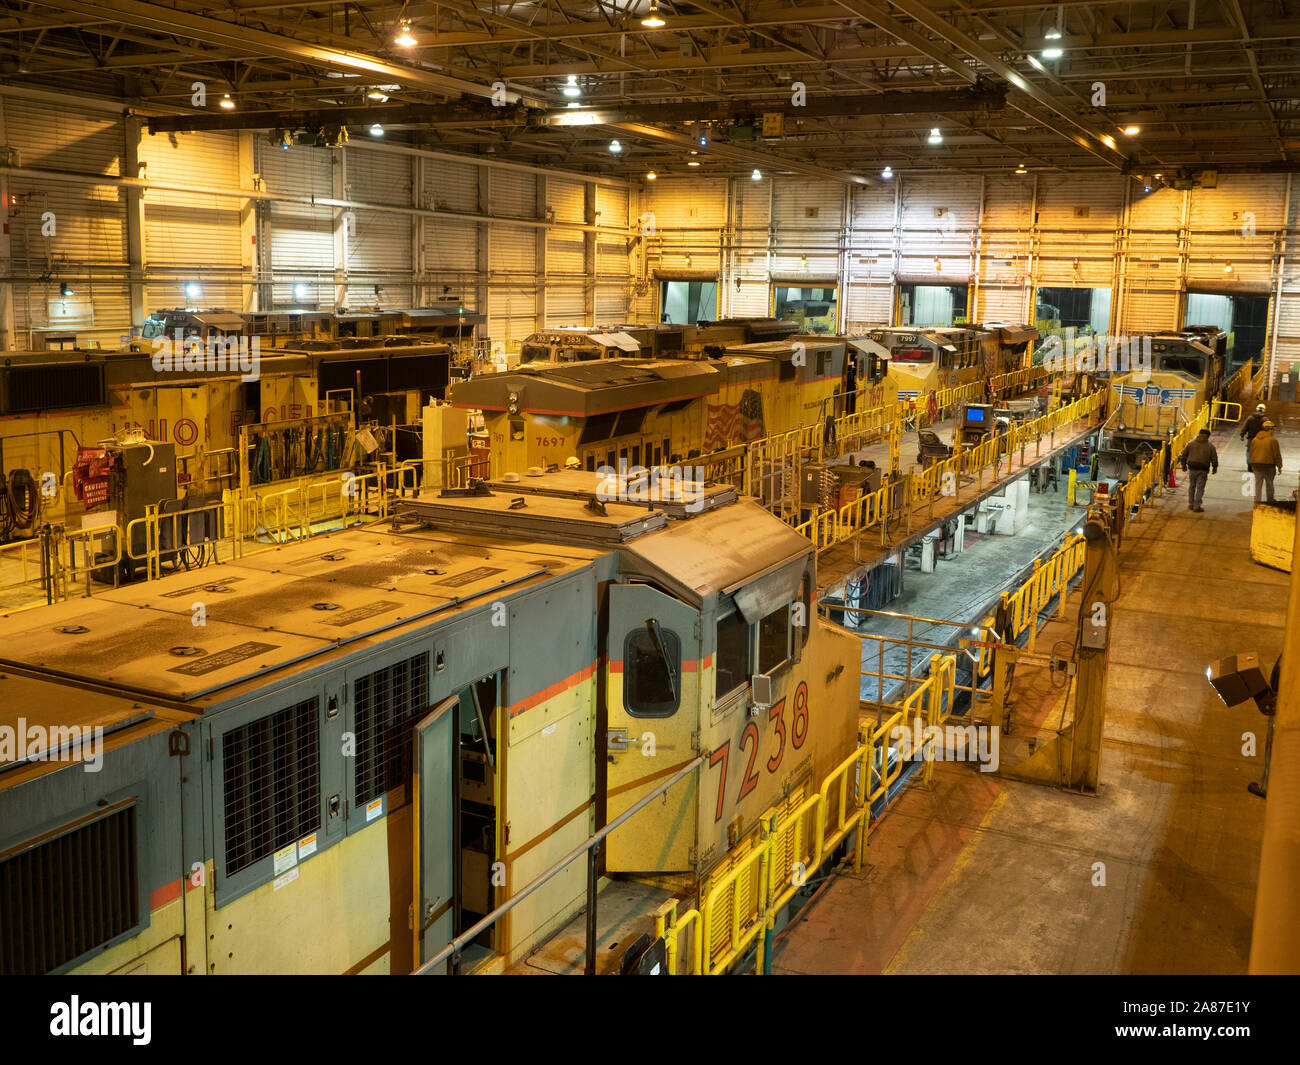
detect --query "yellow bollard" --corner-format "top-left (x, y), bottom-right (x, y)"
top-left (1068, 467), bottom-right (1077, 506)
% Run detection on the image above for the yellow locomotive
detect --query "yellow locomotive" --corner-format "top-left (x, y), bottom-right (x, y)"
top-left (0, 470), bottom-right (862, 975)
top-left (0, 340), bottom-right (451, 541)
top-left (1099, 330), bottom-right (1226, 469)
top-left (857, 322), bottom-right (1038, 403)
top-left (448, 335), bottom-right (897, 478)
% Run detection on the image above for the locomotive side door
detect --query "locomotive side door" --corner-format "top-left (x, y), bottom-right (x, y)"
top-left (412, 695), bottom-right (457, 972)
top-left (604, 583), bottom-right (700, 872)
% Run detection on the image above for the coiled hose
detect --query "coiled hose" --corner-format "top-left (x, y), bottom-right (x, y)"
top-left (251, 435), bottom-right (272, 484)
top-left (0, 469), bottom-right (40, 540)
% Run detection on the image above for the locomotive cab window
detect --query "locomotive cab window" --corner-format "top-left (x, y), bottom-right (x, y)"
top-left (715, 611), bottom-right (751, 700)
top-left (624, 624), bottom-right (683, 717)
top-left (757, 604), bottom-right (793, 674)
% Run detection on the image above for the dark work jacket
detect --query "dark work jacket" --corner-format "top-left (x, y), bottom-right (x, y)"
top-left (1180, 437), bottom-right (1218, 472)
top-left (1241, 412), bottom-right (1267, 440)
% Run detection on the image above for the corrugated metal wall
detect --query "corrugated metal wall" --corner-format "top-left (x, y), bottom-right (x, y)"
top-left (3, 92), bottom-right (1300, 365)
top-left (3, 97), bottom-right (130, 336)
top-left (258, 140), bottom-right (335, 307)
top-left (897, 175), bottom-right (978, 286)
top-left (139, 130), bottom-right (244, 310)
top-left (343, 148), bottom-right (413, 309)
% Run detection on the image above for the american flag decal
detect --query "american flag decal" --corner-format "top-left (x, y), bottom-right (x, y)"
top-left (703, 388), bottom-right (766, 450)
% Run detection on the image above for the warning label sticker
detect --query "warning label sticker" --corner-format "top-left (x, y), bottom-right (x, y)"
top-left (435, 566), bottom-right (504, 588)
top-left (273, 868), bottom-right (300, 891)
top-left (323, 600), bottom-right (401, 627)
top-left (166, 640), bottom-right (280, 676)
top-left (273, 844), bottom-right (297, 876)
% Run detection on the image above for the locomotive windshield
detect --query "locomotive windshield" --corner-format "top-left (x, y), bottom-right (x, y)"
top-left (1156, 354), bottom-right (1205, 376)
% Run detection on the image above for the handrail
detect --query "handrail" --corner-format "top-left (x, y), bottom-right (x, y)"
top-left (414, 756), bottom-right (704, 974)
top-left (795, 389), bottom-right (1105, 553)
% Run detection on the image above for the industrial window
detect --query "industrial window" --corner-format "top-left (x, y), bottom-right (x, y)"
top-left (624, 626), bottom-right (682, 717)
top-left (715, 612), bottom-right (751, 700)
top-left (757, 605), bottom-right (793, 675)
top-left (353, 652), bottom-right (430, 807)
top-left (615, 407), bottom-right (649, 436)
top-left (222, 698), bottom-right (321, 877)
top-left (579, 411), bottom-right (619, 444)
top-left (0, 804), bottom-right (139, 975)
top-left (780, 359), bottom-right (797, 382)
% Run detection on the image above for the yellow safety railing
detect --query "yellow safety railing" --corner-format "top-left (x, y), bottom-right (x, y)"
top-left (663, 735), bottom-right (875, 975)
top-left (1211, 399), bottom-right (1242, 427)
top-left (796, 389), bottom-right (1106, 554)
top-left (1223, 359), bottom-right (1253, 405)
top-left (996, 533), bottom-right (1087, 654)
top-left (915, 380), bottom-right (985, 426)
top-left (1122, 402), bottom-right (1210, 520)
top-left (990, 365), bottom-right (1052, 399)
top-left (1250, 360), bottom-right (1269, 400)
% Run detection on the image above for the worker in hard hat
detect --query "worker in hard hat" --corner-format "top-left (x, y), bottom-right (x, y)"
top-left (1241, 403), bottom-right (1268, 469)
top-left (1248, 420), bottom-right (1283, 504)
top-left (1178, 427), bottom-right (1219, 513)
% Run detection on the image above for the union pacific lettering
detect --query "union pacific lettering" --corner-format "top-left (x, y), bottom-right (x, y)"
top-left (107, 407), bottom-right (315, 448)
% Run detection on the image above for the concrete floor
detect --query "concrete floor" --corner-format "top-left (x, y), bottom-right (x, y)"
top-left (775, 404), bottom-right (1296, 974)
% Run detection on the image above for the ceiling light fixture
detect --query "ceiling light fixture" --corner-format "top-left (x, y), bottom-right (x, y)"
top-left (1123, 125), bottom-right (1140, 136)
top-left (687, 160), bottom-right (700, 166)
top-left (881, 165), bottom-right (893, 179)
top-left (927, 127), bottom-right (942, 144)
top-left (185, 282), bottom-right (203, 300)
top-left (220, 93), bottom-right (235, 110)
top-left (395, 18), bottom-right (417, 47)
top-left (641, 2), bottom-right (666, 28)
top-left (563, 74), bottom-right (581, 99)
top-left (367, 88), bottom-right (389, 101)
top-left (646, 170), bottom-right (657, 181)
top-left (609, 139), bottom-right (622, 153)
top-left (751, 168), bottom-right (762, 180)
top-left (1015, 164), bottom-right (1028, 174)
top-left (1045, 27), bottom-right (1062, 40)
top-left (370, 123), bottom-right (385, 137)
top-left (1224, 262), bottom-right (1234, 273)
top-left (1041, 44), bottom-right (1063, 60)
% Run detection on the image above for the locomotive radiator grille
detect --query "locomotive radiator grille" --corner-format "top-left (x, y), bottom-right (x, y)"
top-left (223, 699), bottom-right (321, 877)
top-left (353, 653), bottom-right (431, 807)
top-left (0, 804), bottom-right (139, 975)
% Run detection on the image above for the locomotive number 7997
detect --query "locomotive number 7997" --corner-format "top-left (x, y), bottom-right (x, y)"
top-left (708, 681), bottom-right (809, 822)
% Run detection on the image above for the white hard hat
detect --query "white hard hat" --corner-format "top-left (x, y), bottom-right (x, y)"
top-left (1257, 404), bottom-right (1267, 412)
